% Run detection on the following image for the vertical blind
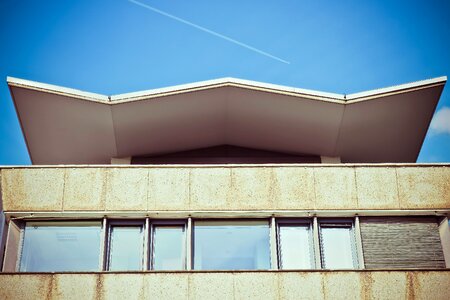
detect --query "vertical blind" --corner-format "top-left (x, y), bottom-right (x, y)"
top-left (360, 217), bottom-right (445, 269)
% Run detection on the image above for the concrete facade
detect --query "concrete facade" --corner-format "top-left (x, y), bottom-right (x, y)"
top-left (0, 271), bottom-right (449, 300)
top-left (1, 165), bottom-right (449, 213)
top-left (2, 164), bottom-right (449, 300)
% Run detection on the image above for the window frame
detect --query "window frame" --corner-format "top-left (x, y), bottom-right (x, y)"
top-left (318, 218), bottom-right (359, 269)
top-left (18, 220), bottom-right (104, 272)
top-left (276, 218), bottom-right (315, 270)
top-left (192, 218), bottom-right (272, 271)
top-left (105, 219), bottom-right (146, 271)
top-left (149, 219), bottom-right (187, 271)
top-left (7, 216), bottom-right (367, 272)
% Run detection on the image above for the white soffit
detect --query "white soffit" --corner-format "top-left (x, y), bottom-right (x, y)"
top-left (7, 76), bottom-right (447, 164)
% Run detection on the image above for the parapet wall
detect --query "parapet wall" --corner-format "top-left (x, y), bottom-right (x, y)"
top-left (0, 270), bottom-right (449, 300)
top-left (1, 165), bottom-right (449, 213)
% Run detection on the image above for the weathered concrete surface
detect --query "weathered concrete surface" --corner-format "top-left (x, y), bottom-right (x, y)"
top-left (2, 165), bottom-right (450, 212)
top-left (1, 168), bottom-right (64, 211)
top-left (190, 168), bottom-right (231, 210)
top-left (355, 168), bottom-right (400, 209)
top-left (52, 274), bottom-right (98, 300)
top-left (0, 274), bottom-right (53, 300)
top-left (148, 168), bottom-right (189, 210)
top-left (272, 167), bottom-right (315, 210)
top-left (0, 271), bottom-right (449, 300)
top-left (145, 272), bottom-right (189, 299)
top-left (278, 272), bottom-right (323, 299)
top-left (105, 168), bottom-right (148, 211)
top-left (189, 272), bottom-right (234, 300)
top-left (361, 271), bottom-right (408, 300)
top-left (314, 167), bottom-right (358, 209)
top-left (230, 168), bottom-right (273, 210)
top-left (322, 272), bottom-right (361, 299)
top-left (397, 167), bottom-right (450, 209)
top-left (63, 168), bottom-right (106, 211)
top-left (234, 272), bottom-right (278, 299)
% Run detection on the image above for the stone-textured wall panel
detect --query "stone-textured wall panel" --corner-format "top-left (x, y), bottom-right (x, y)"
top-left (189, 272), bottom-right (234, 300)
top-left (0, 271), bottom-right (450, 299)
top-left (414, 271), bottom-right (450, 300)
top-left (362, 271), bottom-right (407, 300)
top-left (1, 168), bottom-right (64, 211)
top-left (355, 168), bottom-right (400, 209)
top-left (272, 167), bottom-right (315, 210)
top-left (148, 168), bottom-right (189, 211)
top-left (52, 274), bottom-right (98, 300)
top-left (397, 167), bottom-right (450, 209)
top-left (233, 272), bottom-right (278, 300)
top-left (2, 165), bottom-right (450, 212)
top-left (322, 272), bottom-right (362, 300)
top-left (0, 274), bottom-right (53, 300)
top-left (63, 168), bottom-right (106, 211)
top-left (230, 168), bottom-right (273, 210)
top-left (103, 273), bottom-right (145, 300)
top-left (105, 168), bottom-right (148, 211)
top-left (145, 273), bottom-right (189, 299)
top-left (190, 168), bottom-right (231, 210)
top-left (314, 168), bottom-right (358, 209)
top-left (278, 272), bottom-right (323, 299)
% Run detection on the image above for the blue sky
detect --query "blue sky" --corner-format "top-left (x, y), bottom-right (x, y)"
top-left (1, 0), bottom-right (449, 164)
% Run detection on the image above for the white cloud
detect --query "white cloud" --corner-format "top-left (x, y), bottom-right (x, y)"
top-left (430, 107), bottom-right (450, 135)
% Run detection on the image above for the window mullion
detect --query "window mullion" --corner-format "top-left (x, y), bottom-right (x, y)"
top-left (312, 217), bottom-right (321, 269)
top-left (270, 216), bottom-right (278, 270)
top-left (143, 217), bottom-right (150, 270)
top-left (100, 217), bottom-right (108, 271)
top-left (186, 217), bottom-right (192, 270)
top-left (354, 216), bottom-right (365, 269)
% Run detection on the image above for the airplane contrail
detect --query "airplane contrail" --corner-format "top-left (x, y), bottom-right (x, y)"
top-left (128, 0), bottom-right (290, 64)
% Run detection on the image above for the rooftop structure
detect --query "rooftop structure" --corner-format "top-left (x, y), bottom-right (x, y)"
top-left (0, 77), bottom-right (449, 299)
top-left (7, 76), bottom-right (447, 164)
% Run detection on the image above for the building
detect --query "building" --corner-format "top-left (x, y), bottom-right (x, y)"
top-left (0, 76), bottom-right (449, 299)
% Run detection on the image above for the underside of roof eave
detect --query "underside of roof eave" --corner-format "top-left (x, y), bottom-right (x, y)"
top-left (6, 76), bottom-right (447, 164)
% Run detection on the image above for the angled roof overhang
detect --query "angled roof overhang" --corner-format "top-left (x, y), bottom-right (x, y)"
top-left (7, 76), bottom-right (447, 164)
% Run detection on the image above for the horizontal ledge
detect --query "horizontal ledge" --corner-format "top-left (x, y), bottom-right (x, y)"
top-left (5, 210), bottom-right (450, 221)
top-left (1, 163), bottom-right (450, 169)
top-left (1, 269), bottom-right (449, 275)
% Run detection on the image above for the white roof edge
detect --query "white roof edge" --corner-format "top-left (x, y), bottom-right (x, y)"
top-left (110, 77), bottom-right (238, 101)
top-left (7, 75), bottom-right (447, 104)
top-left (110, 77), bottom-right (345, 101)
top-left (7, 76), bottom-right (110, 101)
top-left (346, 76), bottom-right (447, 100)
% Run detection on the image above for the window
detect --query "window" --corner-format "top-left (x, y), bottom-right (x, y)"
top-left (14, 217), bottom-right (367, 272)
top-left (319, 220), bottom-right (358, 269)
top-left (151, 222), bottom-right (186, 270)
top-left (277, 220), bottom-right (314, 269)
top-left (107, 221), bottom-right (144, 271)
top-left (19, 222), bottom-right (102, 272)
top-left (193, 220), bottom-right (270, 270)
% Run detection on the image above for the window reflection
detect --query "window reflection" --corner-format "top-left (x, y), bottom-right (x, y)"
top-left (194, 220), bottom-right (270, 270)
top-left (278, 224), bottom-right (314, 269)
top-left (19, 222), bottom-right (101, 272)
top-left (152, 226), bottom-right (185, 270)
top-left (108, 226), bottom-right (143, 271)
top-left (320, 223), bottom-right (356, 269)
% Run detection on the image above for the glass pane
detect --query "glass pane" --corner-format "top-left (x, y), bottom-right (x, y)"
top-left (153, 226), bottom-right (185, 270)
top-left (194, 220), bottom-right (270, 270)
top-left (109, 226), bottom-right (143, 271)
top-left (279, 224), bottom-right (313, 269)
top-left (19, 222), bottom-right (101, 272)
top-left (320, 225), bottom-right (355, 269)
